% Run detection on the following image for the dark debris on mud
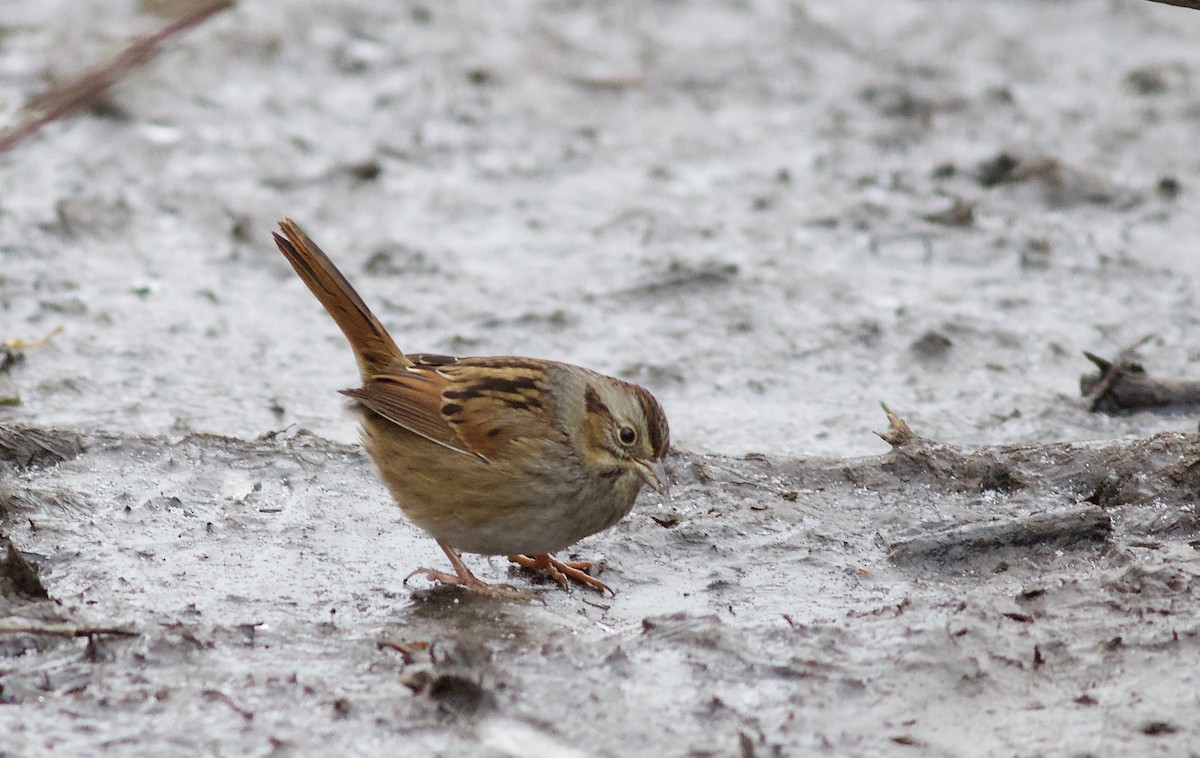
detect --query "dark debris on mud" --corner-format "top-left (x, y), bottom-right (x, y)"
top-left (2, 420), bottom-right (1200, 755)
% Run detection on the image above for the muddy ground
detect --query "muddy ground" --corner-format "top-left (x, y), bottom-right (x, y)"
top-left (3, 1), bottom-right (1200, 755)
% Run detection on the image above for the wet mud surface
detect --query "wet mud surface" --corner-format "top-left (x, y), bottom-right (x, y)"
top-left (4, 0), bottom-right (1200, 755)
top-left (3, 422), bottom-right (1200, 755)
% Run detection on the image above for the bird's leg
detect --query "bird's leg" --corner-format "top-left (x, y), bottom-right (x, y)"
top-left (405, 541), bottom-right (530, 600)
top-left (507, 553), bottom-right (614, 596)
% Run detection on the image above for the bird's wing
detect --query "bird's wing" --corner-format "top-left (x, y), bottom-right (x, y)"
top-left (342, 355), bottom-right (565, 461)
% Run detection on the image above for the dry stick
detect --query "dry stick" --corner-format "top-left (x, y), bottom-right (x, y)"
top-left (1144, 0), bottom-right (1200, 10)
top-left (4, 325), bottom-right (64, 352)
top-left (0, 623), bottom-right (138, 638)
top-left (0, 0), bottom-right (234, 154)
top-left (887, 504), bottom-right (1112, 564)
top-left (1081, 351), bottom-right (1200, 413)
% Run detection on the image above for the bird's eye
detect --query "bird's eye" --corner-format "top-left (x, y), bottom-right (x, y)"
top-left (618, 426), bottom-right (637, 445)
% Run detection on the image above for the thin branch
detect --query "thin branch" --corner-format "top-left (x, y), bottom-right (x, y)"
top-left (4, 326), bottom-right (64, 353)
top-left (0, 623), bottom-right (139, 638)
top-left (0, 0), bottom-right (235, 154)
top-left (1143, 0), bottom-right (1200, 10)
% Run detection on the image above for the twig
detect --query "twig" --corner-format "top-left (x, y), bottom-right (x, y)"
top-left (4, 325), bottom-right (63, 353)
top-left (0, 0), bottom-right (235, 154)
top-left (1144, 0), bottom-right (1200, 10)
top-left (0, 623), bottom-right (138, 638)
top-left (887, 504), bottom-right (1112, 563)
top-left (202, 689), bottom-right (255, 720)
top-left (1081, 351), bottom-right (1200, 414)
top-left (875, 403), bottom-right (915, 448)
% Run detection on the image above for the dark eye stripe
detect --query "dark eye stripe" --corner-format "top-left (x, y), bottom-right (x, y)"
top-left (585, 385), bottom-right (611, 417)
top-left (633, 386), bottom-right (669, 457)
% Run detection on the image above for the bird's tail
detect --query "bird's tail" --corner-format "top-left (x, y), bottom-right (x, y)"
top-left (273, 219), bottom-right (412, 378)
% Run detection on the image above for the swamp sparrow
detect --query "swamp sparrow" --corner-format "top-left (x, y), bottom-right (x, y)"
top-left (272, 220), bottom-right (670, 598)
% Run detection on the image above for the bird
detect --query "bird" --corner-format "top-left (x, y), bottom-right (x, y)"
top-left (271, 219), bottom-right (670, 598)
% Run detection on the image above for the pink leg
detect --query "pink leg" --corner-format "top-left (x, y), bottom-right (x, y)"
top-left (404, 541), bottom-right (530, 600)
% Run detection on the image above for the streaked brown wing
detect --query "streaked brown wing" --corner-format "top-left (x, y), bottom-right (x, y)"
top-left (341, 357), bottom-right (563, 462)
top-left (436, 358), bottom-right (565, 459)
top-left (340, 367), bottom-right (480, 459)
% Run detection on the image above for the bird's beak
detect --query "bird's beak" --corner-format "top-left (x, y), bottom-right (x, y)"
top-left (634, 458), bottom-right (671, 496)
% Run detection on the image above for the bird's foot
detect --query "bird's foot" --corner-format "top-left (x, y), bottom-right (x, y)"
top-left (507, 553), bottom-right (614, 596)
top-left (403, 566), bottom-right (529, 601)
top-left (403, 541), bottom-right (531, 601)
